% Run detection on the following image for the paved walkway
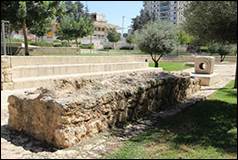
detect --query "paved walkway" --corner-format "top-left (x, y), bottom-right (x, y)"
top-left (1, 63), bottom-right (236, 159)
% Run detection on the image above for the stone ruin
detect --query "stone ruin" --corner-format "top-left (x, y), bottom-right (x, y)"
top-left (8, 71), bottom-right (200, 148)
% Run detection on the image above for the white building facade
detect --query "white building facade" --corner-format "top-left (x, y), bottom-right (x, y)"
top-left (143, 1), bottom-right (188, 24)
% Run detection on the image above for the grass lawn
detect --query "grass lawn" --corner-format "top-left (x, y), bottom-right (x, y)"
top-left (149, 61), bottom-right (193, 71)
top-left (105, 81), bottom-right (237, 159)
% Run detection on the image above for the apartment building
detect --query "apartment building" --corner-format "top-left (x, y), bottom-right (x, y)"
top-left (143, 1), bottom-right (188, 24)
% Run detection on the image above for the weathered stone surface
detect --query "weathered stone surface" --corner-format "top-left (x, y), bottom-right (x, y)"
top-left (195, 56), bottom-right (215, 74)
top-left (8, 71), bottom-right (200, 148)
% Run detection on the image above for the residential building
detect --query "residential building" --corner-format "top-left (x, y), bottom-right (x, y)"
top-left (81, 12), bottom-right (121, 49)
top-left (143, 1), bottom-right (188, 24)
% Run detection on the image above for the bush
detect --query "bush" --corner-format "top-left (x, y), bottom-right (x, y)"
top-left (53, 43), bottom-right (62, 47)
top-left (61, 40), bottom-right (70, 47)
top-left (208, 43), bottom-right (220, 54)
top-left (103, 46), bottom-right (113, 50)
top-left (200, 46), bottom-right (208, 53)
top-left (119, 46), bottom-right (134, 50)
top-left (29, 40), bottom-right (53, 47)
top-left (80, 44), bottom-right (94, 49)
top-left (208, 42), bottom-right (232, 62)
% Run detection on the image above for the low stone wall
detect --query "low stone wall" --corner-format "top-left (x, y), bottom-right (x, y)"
top-left (1, 56), bottom-right (13, 90)
top-left (8, 71), bottom-right (200, 148)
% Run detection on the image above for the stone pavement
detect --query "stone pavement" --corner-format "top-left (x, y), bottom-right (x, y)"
top-left (1, 63), bottom-right (236, 159)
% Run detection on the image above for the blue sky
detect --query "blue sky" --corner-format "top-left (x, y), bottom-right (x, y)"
top-left (81, 1), bottom-right (143, 33)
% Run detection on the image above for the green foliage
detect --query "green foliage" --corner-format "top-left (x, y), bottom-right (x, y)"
top-left (177, 31), bottom-right (194, 45)
top-left (134, 20), bottom-right (177, 67)
top-left (1, 1), bottom-right (58, 31)
top-left (126, 34), bottom-right (135, 44)
top-left (119, 46), bottom-right (134, 50)
top-left (208, 43), bottom-right (220, 54)
top-left (29, 18), bottom-right (52, 37)
top-left (208, 42), bottom-right (232, 61)
top-left (1, 1), bottom-right (59, 55)
top-left (131, 9), bottom-right (157, 32)
top-left (61, 40), bottom-right (70, 47)
top-left (80, 44), bottom-right (94, 49)
top-left (57, 2), bottom-right (93, 46)
top-left (183, 1), bottom-right (237, 44)
top-left (29, 40), bottom-right (53, 47)
top-left (107, 29), bottom-right (121, 43)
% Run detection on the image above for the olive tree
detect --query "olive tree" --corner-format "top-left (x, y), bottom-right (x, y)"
top-left (134, 20), bottom-right (177, 67)
top-left (208, 42), bottom-right (232, 62)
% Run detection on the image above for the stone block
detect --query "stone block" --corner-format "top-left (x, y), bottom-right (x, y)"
top-left (191, 73), bottom-right (218, 86)
top-left (8, 71), bottom-right (200, 148)
top-left (195, 56), bottom-right (215, 74)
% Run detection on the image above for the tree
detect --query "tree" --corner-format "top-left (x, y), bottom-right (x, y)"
top-left (183, 1), bottom-right (237, 44)
top-left (131, 9), bottom-right (157, 32)
top-left (183, 1), bottom-right (237, 87)
top-left (29, 18), bottom-right (52, 41)
top-left (208, 42), bottom-right (232, 62)
top-left (56, 1), bottom-right (93, 47)
top-left (107, 29), bottom-right (121, 49)
top-left (1, 1), bottom-right (58, 55)
top-left (177, 31), bottom-right (193, 46)
top-left (134, 20), bottom-right (177, 67)
top-left (126, 34), bottom-right (135, 48)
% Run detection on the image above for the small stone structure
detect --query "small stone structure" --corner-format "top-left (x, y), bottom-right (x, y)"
top-left (192, 56), bottom-right (217, 86)
top-left (8, 71), bottom-right (200, 148)
top-left (195, 56), bottom-right (215, 74)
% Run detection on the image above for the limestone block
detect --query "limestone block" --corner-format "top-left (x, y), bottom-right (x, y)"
top-left (8, 71), bottom-right (200, 148)
top-left (195, 56), bottom-right (215, 74)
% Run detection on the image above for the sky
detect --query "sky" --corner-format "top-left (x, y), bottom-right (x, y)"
top-left (81, 1), bottom-right (143, 33)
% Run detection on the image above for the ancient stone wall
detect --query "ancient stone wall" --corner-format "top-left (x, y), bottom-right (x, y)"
top-left (8, 71), bottom-right (200, 148)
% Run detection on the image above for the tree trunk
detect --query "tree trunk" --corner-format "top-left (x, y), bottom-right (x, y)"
top-left (220, 55), bottom-right (226, 62)
top-left (75, 39), bottom-right (78, 47)
top-left (22, 19), bottom-right (29, 56)
top-left (235, 61), bottom-right (237, 89)
top-left (154, 61), bottom-right (159, 68)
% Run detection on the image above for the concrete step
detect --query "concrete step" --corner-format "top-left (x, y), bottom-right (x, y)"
top-left (9, 56), bottom-right (149, 67)
top-left (11, 62), bottom-right (148, 78)
top-left (12, 68), bottom-right (163, 90)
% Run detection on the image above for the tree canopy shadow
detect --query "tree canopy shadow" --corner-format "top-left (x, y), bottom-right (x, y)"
top-left (128, 99), bottom-right (237, 153)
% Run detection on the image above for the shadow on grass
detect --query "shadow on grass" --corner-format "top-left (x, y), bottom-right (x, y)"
top-left (1, 125), bottom-right (58, 153)
top-left (129, 99), bottom-right (237, 153)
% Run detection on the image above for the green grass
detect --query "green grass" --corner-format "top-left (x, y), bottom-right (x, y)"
top-left (105, 81), bottom-right (237, 159)
top-left (149, 62), bottom-right (193, 71)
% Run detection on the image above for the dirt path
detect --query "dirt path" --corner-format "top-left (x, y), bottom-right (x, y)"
top-left (1, 63), bottom-right (236, 159)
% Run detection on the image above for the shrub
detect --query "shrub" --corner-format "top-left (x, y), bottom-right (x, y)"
top-left (208, 42), bottom-right (232, 62)
top-left (119, 46), bottom-right (134, 50)
top-left (29, 40), bottom-right (53, 47)
top-left (103, 46), bottom-right (113, 50)
top-left (61, 40), bottom-right (70, 47)
top-left (208, 43), bottom-right (220, 54)
top-left (80, 44), bottom-right (94, 49)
